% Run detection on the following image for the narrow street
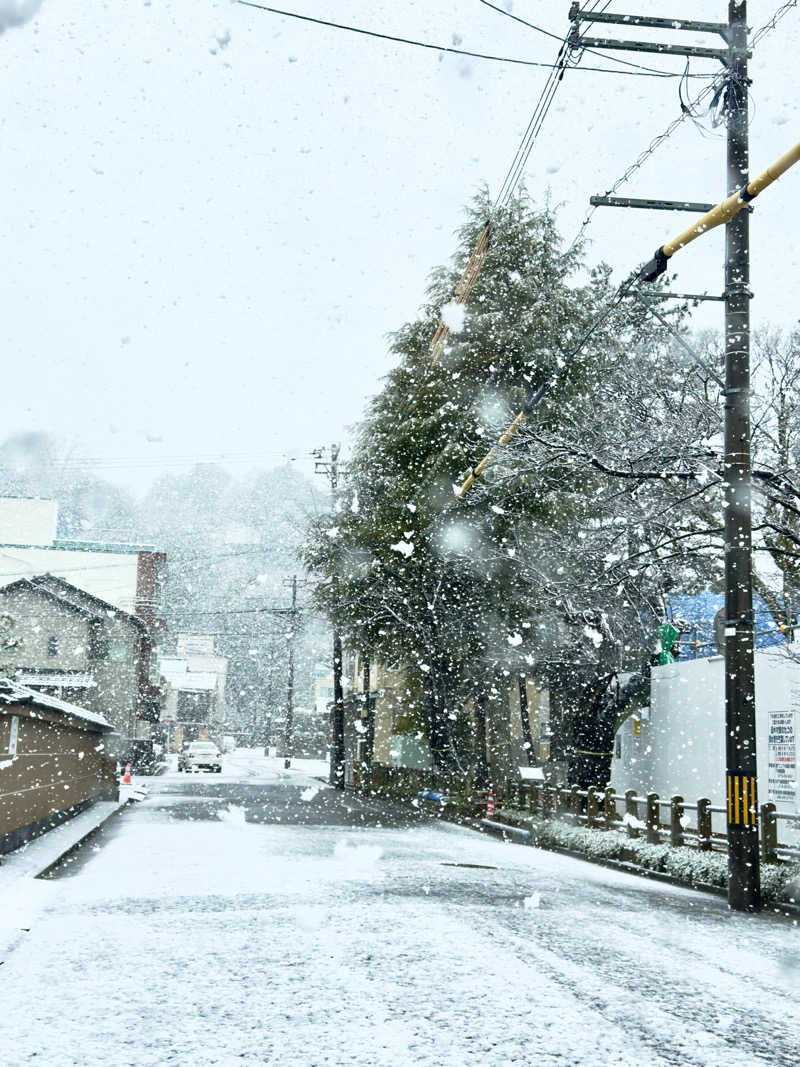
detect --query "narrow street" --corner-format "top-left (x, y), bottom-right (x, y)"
top-left (2, 751), bottom-right (798, 1067)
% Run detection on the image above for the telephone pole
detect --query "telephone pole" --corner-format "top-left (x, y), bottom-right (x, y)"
top-left (313, 444), bottom-right (347, 788)
top-left (281, 575), bottom-right (307, 769)
top-left (721, 1), bottom-right (759, 913)
top-left (569, 2), bottom-right (761, 910)
top-left (255, 583), bottom-right (306, 763)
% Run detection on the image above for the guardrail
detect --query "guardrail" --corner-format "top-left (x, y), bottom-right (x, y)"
top-left (514, 781), bottom-right (800, 864)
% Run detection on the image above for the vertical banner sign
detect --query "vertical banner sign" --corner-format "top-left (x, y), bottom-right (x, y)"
top-left (9, 715), bottom-right (19, 756)
top-left (767, 710), bottom-right (797, 807)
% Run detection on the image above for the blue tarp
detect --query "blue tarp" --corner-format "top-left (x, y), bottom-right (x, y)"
top-left (665, 593), bottom-right (787, 659)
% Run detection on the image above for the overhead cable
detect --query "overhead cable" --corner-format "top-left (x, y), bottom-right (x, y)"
top-left (568, 1), bottom-right (799, 252)
top-left (477, 0), bottom-right (704, 78)
top-left (752, 0), bottom-right (798, 46)
top-left (429, 29), bottom-right (571, 365)
top-left (236, 2), bottom-right (691, 77)
top-left (456, 270), bottom-right (639, 497)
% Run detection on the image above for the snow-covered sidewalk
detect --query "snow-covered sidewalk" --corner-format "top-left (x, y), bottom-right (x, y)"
top-left (0, 796), bottom-right (127, 963)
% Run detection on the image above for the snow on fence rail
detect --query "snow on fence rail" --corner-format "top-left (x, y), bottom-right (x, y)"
top-left (513, 781), bottom-right (800, 864)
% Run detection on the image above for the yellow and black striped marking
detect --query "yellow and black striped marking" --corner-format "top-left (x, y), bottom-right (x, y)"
top-left (727, 773), bottom-right (758, 827)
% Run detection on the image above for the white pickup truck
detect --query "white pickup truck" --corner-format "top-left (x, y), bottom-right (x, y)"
top-left (179, 741), bottom-right (222, 773)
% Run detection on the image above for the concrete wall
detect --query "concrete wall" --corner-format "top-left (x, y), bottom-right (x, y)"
top-left (610, 646), bottom-right (800, 845)
top-left (0, 703), bottom-right (116, 855)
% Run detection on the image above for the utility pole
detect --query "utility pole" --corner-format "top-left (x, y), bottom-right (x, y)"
top-left (569, 3), bottom-right (761, 910)
top-left (255, 585), bottom-right (306, 763)
top-left (361, 655), bottom-right (375, 794)
top-left (281, 575), bottom-right (301, 769)
top-left (721, 1), bottom-right (760, 913)
top-left (313, 444), bottom-right (347, 788)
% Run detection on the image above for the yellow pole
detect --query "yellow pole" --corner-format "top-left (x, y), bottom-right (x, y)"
top-left (457, 409), bottom-right (527, 497)
top-left (642, 140), bottom-right (800, 279)
top-left (430, 222), bottom-right (491, 365)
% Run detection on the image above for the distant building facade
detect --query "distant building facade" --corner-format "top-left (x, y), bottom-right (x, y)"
top-left (0, 496), bottom-right (167, 737)
top-left (0, 575), bottom-right (152, 743)
top-left (339, 650), bottom-right (551, 792)
top-left (160, 635), bottom-right (228, 750)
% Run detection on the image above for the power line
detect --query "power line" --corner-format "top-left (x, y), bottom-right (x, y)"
top-left (0, 450), bottom-right (302, 472)
top-left (567, 0), bottom-right (799, 253)
top-left (477, 0), bottom-right (706, 79)
top-left (752, 0), bottom-right (798, 46)
top-left (494, 35), bottom-right (570, 209)
top-left (567, 73), bottom-right (723, 253)
top-left (236, 2), bottom-right (691, 77)
top-left (456, 269), bottom-right (640, 497)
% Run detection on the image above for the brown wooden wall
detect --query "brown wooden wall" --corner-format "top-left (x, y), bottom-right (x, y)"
top-left (0, 703), bottom-right (117, 854)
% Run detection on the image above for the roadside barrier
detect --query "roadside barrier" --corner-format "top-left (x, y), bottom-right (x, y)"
top-left (486, 790), bottom-right (495, 818)
top-left (514, 781), bottom-right (800, 864)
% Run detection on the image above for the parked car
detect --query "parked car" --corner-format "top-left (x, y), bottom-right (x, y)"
top-left (179, 741), bottom-right (222, 773)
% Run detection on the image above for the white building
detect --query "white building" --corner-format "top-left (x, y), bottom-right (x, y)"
top-left (611, 645), bottom-right (800, 845)
top-left (160, 635), bottom-right (228, 748)
top-left (0, 497), bottom-right (166, 622)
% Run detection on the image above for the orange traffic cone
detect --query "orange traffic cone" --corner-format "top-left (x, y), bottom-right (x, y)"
top-left (122, 762), bottom-right (132, 785)
top-left (486, 790), bottom-right (495, 818)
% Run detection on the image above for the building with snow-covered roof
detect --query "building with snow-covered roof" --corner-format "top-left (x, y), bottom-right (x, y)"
top-left (0, 574), bottom-right (156, 745)
top-left (0, 678), bottom-right (116, 855)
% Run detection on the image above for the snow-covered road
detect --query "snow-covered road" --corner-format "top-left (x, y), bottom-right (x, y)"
top-left (2, 751), bottom-right (798, 1066)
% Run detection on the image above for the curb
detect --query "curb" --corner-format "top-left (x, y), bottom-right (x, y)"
top-left (33, 800), bottom-right (129, 879)
top-left (480, 818), bottom-right (533, 845)
top-left (458, 811), bottom-right (800, 920)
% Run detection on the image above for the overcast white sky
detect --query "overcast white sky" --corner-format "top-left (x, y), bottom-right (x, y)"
top-left (1, 1), bottom-right (798, 491)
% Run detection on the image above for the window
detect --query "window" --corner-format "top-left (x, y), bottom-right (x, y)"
top-left (88, 621), bottom-right (109, 661)
top-left (47, 636), bottom-right (58, 657)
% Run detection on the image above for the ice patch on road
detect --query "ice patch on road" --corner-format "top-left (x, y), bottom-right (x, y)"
top-left (300, 785), bottom-right (320, 802)
top-left (217, 804), bottom-right (247, 826)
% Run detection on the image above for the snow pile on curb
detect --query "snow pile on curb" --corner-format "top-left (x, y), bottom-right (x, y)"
top-left (497, 807), bottom-right (800, 905)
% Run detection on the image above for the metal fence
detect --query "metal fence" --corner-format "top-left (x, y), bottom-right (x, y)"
top-left (515, 781), bottom-right (800, 864)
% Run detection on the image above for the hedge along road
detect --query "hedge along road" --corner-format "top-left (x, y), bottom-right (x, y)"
top-left (1, 750), bottom-right (798, 1067)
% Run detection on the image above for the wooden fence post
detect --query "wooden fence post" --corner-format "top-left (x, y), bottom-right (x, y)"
top-left (646, 793), bottom-right (660, 844)
top-left (670, 795), bottom-right (684, 848)
top-left (624, 789), bottom-right (639, 839)
top-left (570, 784), bottom-right (581, 823)
top-left (587, 786), bottom-right (599, 828)
top-left (697, 797), bottom-right (712, 851)
top-left (760, 802), bottom-right (778, 864)
top-left (604, 786), bottom-right (617, 830)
